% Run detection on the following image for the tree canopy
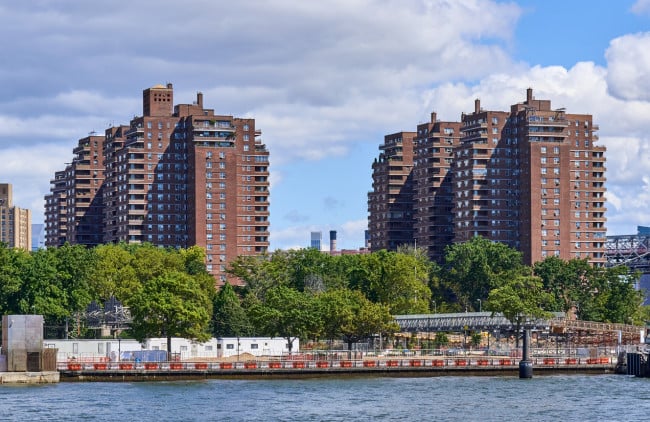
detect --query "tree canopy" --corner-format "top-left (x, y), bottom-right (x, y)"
top-left (129, 270), bottom-right (212, 358)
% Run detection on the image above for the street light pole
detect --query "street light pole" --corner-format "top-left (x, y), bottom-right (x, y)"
top-left (477, 299), bottom-right (482, 312)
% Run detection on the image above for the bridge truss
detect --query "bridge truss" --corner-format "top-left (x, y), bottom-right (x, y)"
top-left (605, 234), bottom-right (650, 271)
top-left (394, 312), bottom-right (640, 337)
top-left (394, 312), bottom-right (559, 333)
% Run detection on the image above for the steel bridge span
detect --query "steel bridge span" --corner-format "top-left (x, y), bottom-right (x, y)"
top-left (394, 312), bottom-right (640, 337)
top-left (605, 233), bottom-right (650, 272)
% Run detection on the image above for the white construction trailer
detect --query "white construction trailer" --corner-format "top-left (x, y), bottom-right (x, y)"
top-left (45, 337), bottom-right (296, 362)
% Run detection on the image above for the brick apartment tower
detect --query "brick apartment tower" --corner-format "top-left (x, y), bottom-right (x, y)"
top-left (0, 183), bottom-right (32, 250)
top-left (368, 131), bottom-right (416, 251)
top-left (45, 84), bottom-right (270, 285)
top-left (413, 113), bottom-right (462, 262)
top-left (44, 171), bottom-right (67, 246)
top-left (368, 88), bottom-right (607, 267)
top-left (455, 89), bottom-right (606, 265)
top-left (45, 135), bottom-right (105, 247)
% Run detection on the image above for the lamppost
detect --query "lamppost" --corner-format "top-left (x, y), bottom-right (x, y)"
top-left (432, 300), bottom-right (436, 314)
top-left (477, 299), bottom-right (482, 312)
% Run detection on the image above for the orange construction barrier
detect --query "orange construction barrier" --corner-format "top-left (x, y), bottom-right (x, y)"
top-left (219, 362), bottom-right (233, 369)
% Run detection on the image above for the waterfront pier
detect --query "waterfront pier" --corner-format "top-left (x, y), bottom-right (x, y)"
top-left (59, 354), bottom-right (616, 382)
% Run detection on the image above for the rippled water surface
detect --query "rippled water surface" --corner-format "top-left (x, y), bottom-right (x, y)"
top-left (2, 374), bottom-right (649, 421)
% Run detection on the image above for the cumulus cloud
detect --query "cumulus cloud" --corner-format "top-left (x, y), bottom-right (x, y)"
top-left (3, 0), bottom-right (650, 248)
top-left (605, 33), bottom-right (650, 101)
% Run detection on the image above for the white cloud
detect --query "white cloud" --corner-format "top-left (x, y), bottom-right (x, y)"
top-left (0, 143), bottom-right (71, 223)
top-left (631, 0), bottom-right (650, 15)
top-left (606, 33), bottom-right (650, 101)
top-left (2, 0), bottom-right (650, 247)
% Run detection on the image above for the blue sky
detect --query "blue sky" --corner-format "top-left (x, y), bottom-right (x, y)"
top-left (1, 0), bottom-right (650, 251)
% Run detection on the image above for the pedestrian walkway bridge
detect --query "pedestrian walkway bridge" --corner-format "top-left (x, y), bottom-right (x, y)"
top-left (394, 312), bottom-right (641, 336)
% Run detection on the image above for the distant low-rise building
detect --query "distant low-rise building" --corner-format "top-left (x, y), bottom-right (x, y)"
top-left (0, 183), bottom-right (32, 250)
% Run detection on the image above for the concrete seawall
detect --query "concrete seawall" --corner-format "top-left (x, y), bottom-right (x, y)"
top-left (0, 371), bottom-right (60, 384)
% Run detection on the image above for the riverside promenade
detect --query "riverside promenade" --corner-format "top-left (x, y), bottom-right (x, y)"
top-left (59, 356), bottom-right (616, 382)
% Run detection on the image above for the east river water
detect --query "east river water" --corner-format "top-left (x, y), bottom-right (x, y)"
top-left (1, 374), bottom-right (649, 421)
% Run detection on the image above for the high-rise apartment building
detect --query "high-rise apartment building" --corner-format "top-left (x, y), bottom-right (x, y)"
top-left (0, 183), bottom-right (32, 250)
top-left (368, 131), bottom-right (416, 251)
top-left (45, 84), bottom-right (270, 285)
top-left (368, 89), bottom-right (607, 266)
top-left (413, 113), bottom-right (462, 262)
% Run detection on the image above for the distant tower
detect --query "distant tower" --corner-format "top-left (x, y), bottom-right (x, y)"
top-left (310, 231), bottom-right (322, 250)
top-left (0, 183), bottom-right (32, 250)
top-left (329, 230), bottom-right (337, 252)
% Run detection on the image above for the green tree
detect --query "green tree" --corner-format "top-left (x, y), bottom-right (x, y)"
top-left (533, 257), bottom-right (591, 313)
top-left (486, 273), bottom-right (553, 348)
top-left (227, 252), bottom-right (291, 300)
top-left (18, 248), bottom-right (68, 334)
top-left (317, 288), bottom-right (398, 351)
top-left (53, 244), bottom-right (95, 315)
top-left (535, 258), bottom-right (644, 324)
top-left (128, 270), bottom-right (212, 359)
top-left (442, 236), bottom-right (525, 311)
top-left (212, 282), bottom-right (253, 337)
top-left (433, 332), bottom-right (449, 348)
top-left (90, 243), bottom-right (139, 302)
top-left (579, 266), bottom-right (643, 324)
top-left (350, 250), bottom-right (431, 314)
top-left (248, 285), bottom-right (319, 353)
top-left (0, 243), bottom-right (27, 315)
top-left (470, 332), bottom-right (482, 349)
